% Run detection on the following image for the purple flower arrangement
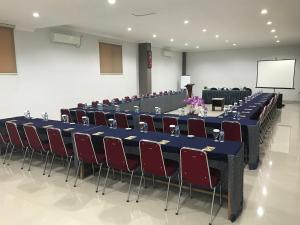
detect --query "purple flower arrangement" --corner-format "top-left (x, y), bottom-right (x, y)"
top-left (184, 96), bottom-right (205, 108)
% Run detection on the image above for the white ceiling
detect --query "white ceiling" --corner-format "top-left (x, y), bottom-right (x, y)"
top-left (0, 0), bottom-right (300, 51)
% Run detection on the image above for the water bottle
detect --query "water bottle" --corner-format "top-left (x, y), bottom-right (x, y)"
top-left (44, 112), bottom-right (48, 121)
top-left (144, 122), bottom-right (148, 133)
top-left (108, 118), bottom-right (114, 128)
top-left (219, 130), bottom-right (224, 142)
top-left (175, 125), bottom-right (180, 137)
top-left (113, 119), bottom-right (117, 129)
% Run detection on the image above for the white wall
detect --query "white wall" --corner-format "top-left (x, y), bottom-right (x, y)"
top-left (187, 45), bottom-right (300, 102)
top-left (0, 29), bottom-right (182, 119)
top-left (151, 48), bottom-right (182, 92)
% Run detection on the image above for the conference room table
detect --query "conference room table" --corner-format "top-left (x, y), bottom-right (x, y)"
top-left (0, 116), bottom-right (244, 222)
top-left (202, 89), bottom-right (252, 105)
top-left (70, 93), bottom-right (274, 170)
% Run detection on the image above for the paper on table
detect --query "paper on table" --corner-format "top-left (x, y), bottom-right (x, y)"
top-left (242, 111), bottom-right (251, 114)
top-left (43, 125), bottom-right (53, 128)
top-left (203, 146), bottom-right (216, 152)
top-left (125, 136), bottom-right (136, 140)
top-left (23, 122), bottom-right (34, 125)
top-left (249, 105), bottom-right (256, 108)
top-left (244, 108), bottom-right (252, 111)
top-left (70, 122), bottom-right (76, 125)
top-left (8, 120), bottom-right (17, 122)
top-left (63, 128), bottom-right (75, 131)
top-left (240, 115), bottom-right (246, 118)
top-left (92, 132), bottom-right (104, 136)
top-left (159, 140), bottom-right (170, 145)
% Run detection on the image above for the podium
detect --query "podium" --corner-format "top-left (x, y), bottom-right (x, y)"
top-left (185, 83), bottom-right (195, 98)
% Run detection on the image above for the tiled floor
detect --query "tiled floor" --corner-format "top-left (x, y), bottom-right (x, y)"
top-left (0, 103), bottom-right (299, 225)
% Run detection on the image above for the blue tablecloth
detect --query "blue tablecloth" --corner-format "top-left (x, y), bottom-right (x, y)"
top-left (202, 89), bottom-right (252, 105)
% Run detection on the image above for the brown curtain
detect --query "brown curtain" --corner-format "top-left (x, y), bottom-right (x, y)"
top-left (99, 42), bottom-right (123, 74)
top-left (0, 26), bottom-right (17, 74)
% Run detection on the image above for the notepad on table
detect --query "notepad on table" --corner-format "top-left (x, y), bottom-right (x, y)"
top-left (92, 132), bottom-right (104, 136)
top-left (244, 108), bottom-right (252, 111)
top-left (240, 115), bottom-right (246, 118)
top-left (70, 122), bottom-right (76, 125)
top-left (242, 111), bottom-right (251, 114)
top-left (43, 125), bottom-right (53, 128)
top-left (203, 146), bottom-right (216, 152)
top-left (249, 105), bottom-right (256, 108)
top-left (125, 136), bottom-right (136, 140)
top-left (63, 128), bottom-right (75, 131)
top-left (159, 140), bottom-right (170, 145)
top-left (23, 122), bottom-right (33, 125)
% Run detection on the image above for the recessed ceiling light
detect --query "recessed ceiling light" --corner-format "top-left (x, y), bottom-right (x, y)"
top-left (267, 21), bottom-right (272, 25)
top-left (108, 0), bottom-right (116, 5)
top-left (196, 46), bottom-right (199, 49)
top-left (170, 38), bottom-right (174, 42)
top-left (184, 20), bottom-right (189, 24)
top-left (152, 34), bottom-right (157, 38)
top-left (261, 9), bottom-right (268, 15)
top-left (33, 12), bottom-right (40, 18)
top-left (184, 43), bottom-right (188, 46)
top-left (233, 43), bottom-right (237, 46)
top-left (274, 35), bottom-right (278, 38)
top-left (202, 28), bottom-right (207, 32)
top-left (276, 40), bottom-right (280, 43)
top-left (225, 40), bottom-right (229, 43)
top-left (215, 34), bottom-right (220, 38)
top-left (271, 29), bottom-right (276, 33)
top-left (127, 27), bottom-right (132, 31)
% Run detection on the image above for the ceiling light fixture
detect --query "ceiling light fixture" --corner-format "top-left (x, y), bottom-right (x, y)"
top-left (215, 34), bottom-right (220, 38)
top-left (276, 40), bottom-right (280, 43)
top-left (108, 0), bottom-right (116, 5)
top-left (170, 38), bottom-right (174, 42)
top-left (196, 46), bottom-right (199, 49)
top-left (202, 28), bottom-right (207, 32)
top-left (271, 29), bottom-right (276, 33)
top-left (127, 27), bottom-right (132, 31)
top-left (233, 43), bottom-right (237, 46)
top-left (33, 12), bottom-right (40, 18)
top-left (261, 9), bottom-right (268, 15)
top-left (184, 20), bottom-right (189, 24)
top-left (267, 21), bottom-right (272, 25)
top-left (152, 34), bottom-right (157, 38)
top-left (184, 43), bottom-right (188, 46)
top-left (274, 35), bottom-right (278, 38)
top-left (225, 40), bottom-right (229, 43)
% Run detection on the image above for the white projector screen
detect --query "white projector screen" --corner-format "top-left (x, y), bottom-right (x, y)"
top-left (256, 59), bottom-right (296, 89)
top-left (180, 75), bottom-right (191, 89)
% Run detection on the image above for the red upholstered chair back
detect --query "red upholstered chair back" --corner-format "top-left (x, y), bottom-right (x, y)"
top-left (77, 103), bottom-right (85, 108)
top-left (162, 117), bottom-right (178, 134)
top-left (221, 121), bottom-right (242, 142)
top-left (5, 121), bottom-right (25, 148)
top-left (124, 96), bottom-right (130, 101)
top-left (132, 95), bottom-right (138, 100)
top-left (139, 114), bottom-right (156, 132)
top-left (180, 147), bottom-right (213, 188)
top-left (23, 125), bottom-right (45, 151)
top-left (103, 99), bottom-right (110, 105)
top-left (0, 133), bottom-right (4, 145)
top-left (74, 133), bottom-right (99, 164)
top-left (103, 136), bottom-right (129, 171)
top-left (115, 113), bottom-right (129, 128)
top-left (47, 128), bottom-right (70, 157)
top-left (139, 140), bottom-right (166, 177)
top-left (159, 91), bottom-right (163, 95)
top-left (164, 91), bottom-right (168, 95)
top-left (92, 101), bottom-right (99, 108)
top-left (60, 109), bottom-right (72, 121)
top-left (187, 118), bottom-right (207, 138)
top-left (258, 106), bottom-right (267, 125)
top-left (113, 98), bottom-right (120, 104)
top-left (94, 111), bottom-right (108, 126)
top-left (76, 110), bottom-right (86, 124)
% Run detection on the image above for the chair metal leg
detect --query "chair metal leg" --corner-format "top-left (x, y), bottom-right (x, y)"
top-left (164, 176), bottom-right (171, 211)
top-left (175, 180), bottom-right (183, 215)
top-left (42, 151), bottom-right (50, 175)
top-left (3, 143), bottom-right (10, 164)
top-left (48, 154), bottom-right (55, 177)
top-left (73, 161), bottom-right (82, 187)
top-left (126, 170), bottom-right (134, 202)
top-left (65, 156), bottom-right (73, 182)
top-left (136, 173), bottom-right (144, 203)
top-left (102, 167), bottom-right (110, 195)
top-left (6, 145), bottom-right (15, 166)
top-left (28, 150), bottom-right (35, 171)
top-left (21, 147), bottom-right (29, 169)
top-left (96, 164), bottom-right (103, 193)
top-left (209, 187), bottom-right (216, 225)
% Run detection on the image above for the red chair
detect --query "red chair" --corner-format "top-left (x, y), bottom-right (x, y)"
top-left (176, 147), bottom-right (222, 225)
top-left (60, 109), bottom-right (72, 122)
top-left (162, 116), bottom-right (178, 134)
top-left (5, 121), bottom-right (29, 168)
top-left (187, 118), bottom-right (207, 138)
top-left (103, 99), bottom-right (110, 105)
top-left (112, 98), bottom-right (120, 104)
top-left (73, 133), bottom-right (106, 192)
top-left (47, 128), bottom-right (74, 181)
top-left (103, 136), bottom-right (140, 202)
top-left (139, 114), bottom-right (156, 132)
top-left (124, 96), bottom-right (130, 102)
top-left (23, 125), bottom-right (50, 172)
top-left (77, 103), bottom-right (85, 108)
top-left (137, 140), bottom-right (178, 210)
top-left (221, 121), bottom-right (242, 142)
top-left (92, 101), bottom-right (99, 108)
top-left (0, 133), bottom-right (10, 156)
top-left (76, 110), bottom-right (86, 124)
top-left (132, 95), bottom-right (138, 100)
top-left (115, 113), bottom-right (129, 128)
top-left (94, 111), bottom-right (108, 126)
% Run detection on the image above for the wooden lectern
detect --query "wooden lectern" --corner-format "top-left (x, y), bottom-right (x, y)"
top-left (185, 83), bottom-right (195, 98)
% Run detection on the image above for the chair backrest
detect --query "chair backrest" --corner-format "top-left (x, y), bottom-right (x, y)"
top-left (0, 133), bottom-right (4, 145)
top-left (113, 98), bottom-right (120, 104)
top-left (164, 91), bottom-right (168, 95)
top-left (159, 91), bottom-right (163, 95)
top-left (47, 128), bottom-right (70, 157)
top-left (258, 106), bottom-right (267, 125)
top-left (92, 101), bottom-right (99, 108)
top-left (139, 140), bottom-right (167, 177)
top-left (187, 118), bottom-right (207, 138)
top-left (60, 109), bottom-right (72, 121)
top-left (124, 96), bottom-right (130, 101)
top-left (139, 114), bottom-right (156, 132)
top-left (132, 95), bottom-right (138, 100)
top-left (94, 111), bottom-right (107, 126)
top-left (221, 121), bottom-right (242, 142)
top-left (77, 103), bottom-right (85, 108)
top-left (5, 121), bottom-right (25, 148)
top-left (76, 110), bottom-right (86, 124)
top-left (162, 116), bottom-right (178, 133)
top-left (74, 133), bottom-right (99, 164)
top-left (103, 136), bottom-right (129, 171)
top-left (103, 99), bottom-right (110, 105)
top-left (23, 125), bottom-right (45, 151)
top-left (115, 113), bottom-right (129, 128)
top-left (180, 147), bottom-right (213, 188)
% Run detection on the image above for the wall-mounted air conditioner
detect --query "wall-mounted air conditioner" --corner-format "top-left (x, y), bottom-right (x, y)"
top-left (162, 50), bottom-right (173, 57)
top-left (50, 32), bottom-right (81, 47)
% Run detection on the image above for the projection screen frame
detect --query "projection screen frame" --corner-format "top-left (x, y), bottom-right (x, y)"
top-left (256, 59), bottom-right (296, 89)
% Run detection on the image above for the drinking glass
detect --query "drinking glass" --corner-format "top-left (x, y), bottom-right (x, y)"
top-left (82, 116), bottom-right (89, 126)
top-left (239, 100), bottom-right (243, 106)
top-left (143, 122), bottom-right (148, 133)
top-left (115, 105), bottom-right (120, 112)
top-left (175, 125), bottom-right (180, 137)
top-left (232, 110), bottom-right (237, 119)
top-left (97, 103), bottom-right (103, 110)
top-left (61, 114), bottom-right (69, 123)
top-left (113, 119), bottom-right (117, 129)
top-left (108, 118), bottom-right (114, 128)
top-left (134, 106), bottom-right (140, 113)
top-left (213, 129), bottom-right (220, 142)
top-left (237, 111), bottom-right (241, 120)
top-left (139, 122), bottom-right (145, 132)
top-left (219, 130), bottom-right (224, 142)
top-left (170, 125), bottom-right (176, 136)
top-left (224, 107), bottom-right (228, 116)
top-left (203, 107), bottom-right (208, 117)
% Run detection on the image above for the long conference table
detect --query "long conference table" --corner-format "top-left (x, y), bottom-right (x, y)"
top-left (0, 116), bottom-right (244, 222)
top-left (202, 89), bottom-right (252, 105)
top-left (70, 93), bottom-right (274, 170)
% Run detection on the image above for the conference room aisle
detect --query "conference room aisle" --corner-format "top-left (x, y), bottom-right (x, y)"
top-left (0, 103), bottom-right (299, 225)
